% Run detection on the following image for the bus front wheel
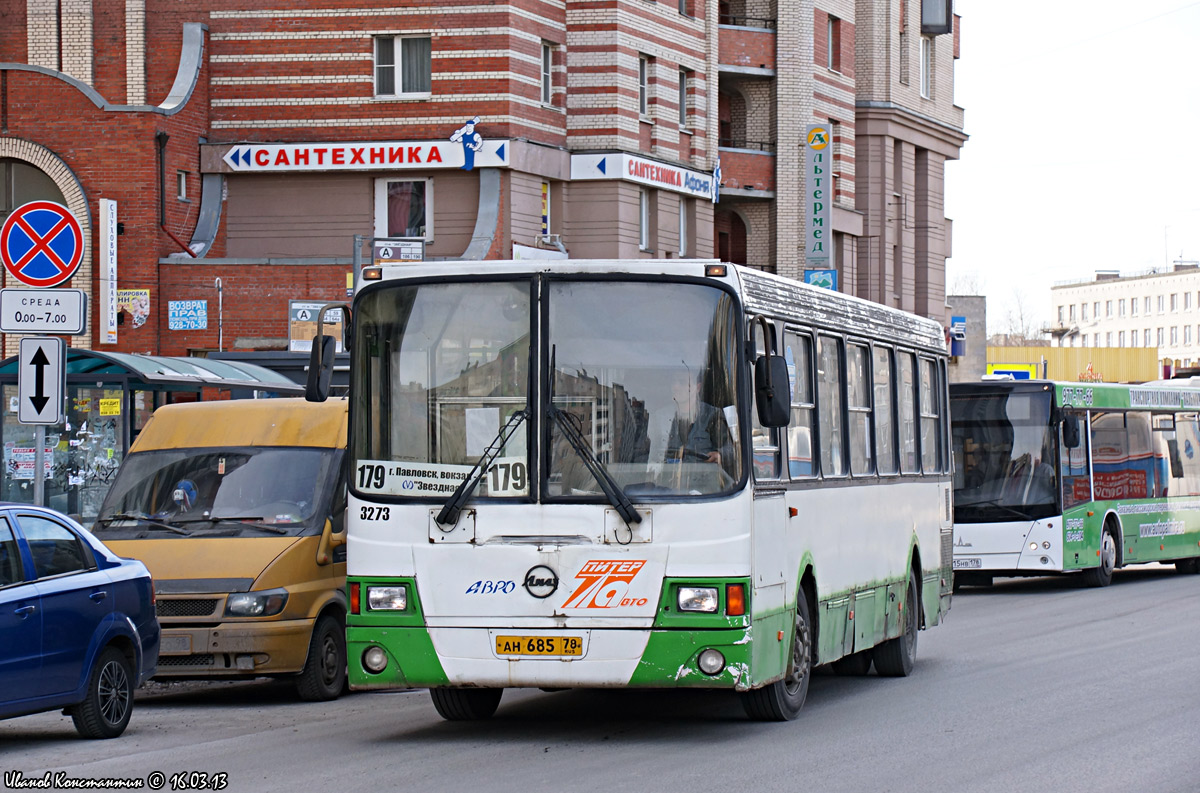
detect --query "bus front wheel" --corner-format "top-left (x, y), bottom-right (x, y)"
top-left (1083, 527), bottom-right (1118, 587)
top-left (741, 588), bottom-right (813, 721)
top-left (430, 687), bottom-right (503, 720)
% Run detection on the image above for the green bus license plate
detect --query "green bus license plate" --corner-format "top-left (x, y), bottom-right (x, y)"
top-left (495, 635), bottom-right (583, 656)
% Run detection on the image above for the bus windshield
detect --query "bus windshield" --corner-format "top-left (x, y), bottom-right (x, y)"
top-left (547, 280), bottom-right (742, 498)
top-left (952, 389), bottom-right (1058, 522)
top-left (350, 277), bottom-right (742, 501)
top-left (93, 447), bottom-right (340, 537)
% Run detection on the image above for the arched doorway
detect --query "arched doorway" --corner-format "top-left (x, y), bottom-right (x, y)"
top-left (714, 209), bottom-right (747, 265)
top-left (0, 158), bottom-right (67, 226)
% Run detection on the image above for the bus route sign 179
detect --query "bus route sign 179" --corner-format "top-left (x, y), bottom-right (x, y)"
top-left (0, 288), bottom-right (87, 335)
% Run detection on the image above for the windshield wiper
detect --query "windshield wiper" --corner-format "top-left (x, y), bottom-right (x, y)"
top-left (436, 409), bottom-right (530, 527)
top-left (545, 346), bottom-right (641, 527)
top-left (96, 513), bottom-right (190, 535)
top-left (958, 499), bottom-right (1038, 522)
top-left (205, 516), bottom-right (290, 535)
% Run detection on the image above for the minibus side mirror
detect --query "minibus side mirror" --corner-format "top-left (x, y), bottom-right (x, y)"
top-left (305, 335), bottom-right (336, 403)
top-left (316, 517), bottom-right (346, 566)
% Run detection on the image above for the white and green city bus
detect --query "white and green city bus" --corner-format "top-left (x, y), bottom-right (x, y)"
top-left (308, 260), bottom-right (953, 721)
top-left (950, 379), bottom-right (1200, 587)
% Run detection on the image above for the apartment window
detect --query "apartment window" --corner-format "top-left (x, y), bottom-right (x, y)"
top-left (1188, 292), bottom-right (1194, 311)
top-left (1158, 328), bottom-right (1165, 347)
top-left (1081, 303), bottom-right (1088, 321)
top-left (1093, 333), bottom-right (1100, 347)
top-left (374, 177), bottom-right (431, 239)
top-left (678, 69), bottom-right (689, 127)
top-left (1146, 296), bottom-right (1152, 314)
top-left (1119, 299), bottom-right (1126, 317)
top-left (1070, 336), bottom-right (1077, 348)
top-left (1118, 331), bottom-right (1125, 347)
top-left (1130, 299), bottom-right (1137, 317)
top-left (1105, 300), bottom-right (1113, 318)
top-left (1172, 326), bottom-right (1179, 345)
top-left (1057, 306), bottom-right (1064, 324)
top-left (176, 171), bottom-right (188, 201)
top-left (827, 16), bottom-right (842, 72)
top-left (1145, 328), bottom-right (1152, 347)
top-left (541, 43), bottom-right (553, 104)
top-left (1172, 293), bottom-right (1179, 312)
top-left (1106, 332), bottom-right (1112, 347)
top-left (1082, 336), bottom-right (1089, 348)
top-left (639, 188), bottom-right (651, 250)
top-left (679, 0), bottom-right (690, 15)
top-left (1132, 331), bottom-right (1139, 348)
top-left (375, 36), bottom-right (431, 96)
top-left (919, 36), bottom-right (932, 98)
top-left (1187, 326), bottom-right (1193, 346)
top-left (638, 56), bottom-right (650, 116)
top-left (1159, 295), bottom-right (1166, 313)
top-left (1069, 304), bottom-right (1077, 321)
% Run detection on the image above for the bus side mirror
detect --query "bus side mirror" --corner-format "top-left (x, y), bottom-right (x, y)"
top-left (306, 335), bottom-right (336, 403)
top-left (1062, 414), bottom-right (1080, 449)
top-left (755, 355), bottom-right (790, 428)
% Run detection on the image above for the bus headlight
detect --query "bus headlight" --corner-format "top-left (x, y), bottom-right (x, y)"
top-left (225, 588), bottom-right (289, 617)
top-left (678, 587), bottom-right (719, 613)
top-left (367, 585), bottom-right (407, 611)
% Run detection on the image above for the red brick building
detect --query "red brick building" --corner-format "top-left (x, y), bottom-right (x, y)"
top-left (0, 0), bottom-right (964, 355)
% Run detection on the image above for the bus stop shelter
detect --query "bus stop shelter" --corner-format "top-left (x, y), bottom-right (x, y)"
top-left (0, 349), bottom-right (303, 523)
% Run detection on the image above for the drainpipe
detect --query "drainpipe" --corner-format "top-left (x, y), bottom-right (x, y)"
top-left (156, 130), bottom-right (195, 257)
top-left (214, 277), bottom-right (223, 352)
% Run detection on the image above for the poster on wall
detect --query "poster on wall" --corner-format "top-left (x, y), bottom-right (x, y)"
top-left (116, 289), bottom-right (150, 328)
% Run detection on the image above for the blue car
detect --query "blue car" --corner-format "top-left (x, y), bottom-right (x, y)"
top-left (0, 504), bottom-right (159, 738)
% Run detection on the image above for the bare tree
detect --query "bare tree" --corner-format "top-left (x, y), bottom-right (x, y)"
top-left (949, 270), bottom-right (984, 295)
top-left (989, 289), bottom-right (1045, 347)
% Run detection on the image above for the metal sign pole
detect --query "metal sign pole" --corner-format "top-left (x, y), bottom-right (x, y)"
top-left (33, 424), bottom-right (45, 507)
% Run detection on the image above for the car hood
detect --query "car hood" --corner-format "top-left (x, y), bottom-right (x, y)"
top-left (104, 536), bottom-right (301, 589)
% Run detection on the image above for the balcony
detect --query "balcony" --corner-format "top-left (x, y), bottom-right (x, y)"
top-left (717, 141), bottom-right (775, 197)
top-left (719, 17), bottom-right (776, 75)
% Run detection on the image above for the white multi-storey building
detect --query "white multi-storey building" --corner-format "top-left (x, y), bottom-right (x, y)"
top-left (1051, 266), bottom-right (1200, 366)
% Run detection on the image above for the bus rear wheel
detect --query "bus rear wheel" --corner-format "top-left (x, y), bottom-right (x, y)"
top-left (873, 570), bottom-right (919, 677)
top-left (741, 587), bottom-right (812, 721)
top-left (430, 687), bottom-right (503, 720)
top-left (1084, 527), bottom-right (1118, 587)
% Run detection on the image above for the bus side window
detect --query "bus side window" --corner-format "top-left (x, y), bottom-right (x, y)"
top-left (816, 335), bottom-right (846, 477)
top-left (751, 318), bottom-right (781, 479)
top-left (847, 343), bottom-right (873, 475)
top-left (873, 346), bottom-right (897, 474)
top-left (918, 358), bottom-right (941, 473)
top-left (784, 331), bottom-right (815, 478)
top-left (1171, 412), bottom-right (1200, 496)
top-left (897, 352), bottom-right (919, 474)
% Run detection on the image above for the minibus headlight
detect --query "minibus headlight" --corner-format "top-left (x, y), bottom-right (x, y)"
top-left (367, 585), bottom-right (407, 611)
top-left (225, 588), bottom-right (289, 617)
top-left (678, 586), bottom-right (719, 613)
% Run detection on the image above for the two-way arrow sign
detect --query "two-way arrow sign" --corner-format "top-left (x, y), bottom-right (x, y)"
top-left (18, 337), bottom-right (64, 424)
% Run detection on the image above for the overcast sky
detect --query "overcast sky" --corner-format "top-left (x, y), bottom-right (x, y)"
top-left (943, 0), bottom-right (1200, 334)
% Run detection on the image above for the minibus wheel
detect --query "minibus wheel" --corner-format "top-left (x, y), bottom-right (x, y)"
top-left (296, 614), bottom-right (346, 701)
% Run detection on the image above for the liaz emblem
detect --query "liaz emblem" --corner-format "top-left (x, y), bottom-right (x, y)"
top-left (562, 560), bottom-right (648, 609)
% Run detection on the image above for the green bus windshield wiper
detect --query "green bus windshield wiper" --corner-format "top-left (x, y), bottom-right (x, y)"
top-left (97, 513), bottom-right (190, 535)
top-left (436, 408), bottom-right (530, 527)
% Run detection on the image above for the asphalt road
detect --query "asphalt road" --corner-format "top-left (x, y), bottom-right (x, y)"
top-left (3, 565), bottom-right (1198, 793)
